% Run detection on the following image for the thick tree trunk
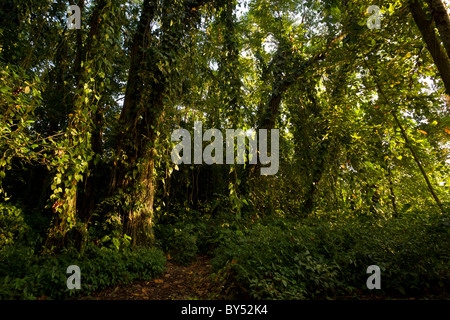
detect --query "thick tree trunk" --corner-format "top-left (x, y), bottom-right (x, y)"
top-left (108, 0), bottom-right (157, 246)
top-left (75, 0), bottom-right (109, 250)
top-left (45, 0), bottom-right (109, 251)
top-left (409, 0), bottom-right (450, 95)
top-left (113, 2), bottom-right (163, 246)
top-left (427, 0), bottom-right (450, 55)
top-left (126, 155), bottom-right (155, 247)
top-left (220, 0), bottom-right (243, 126)
top-left (111, 0), bottom-right (210, 246)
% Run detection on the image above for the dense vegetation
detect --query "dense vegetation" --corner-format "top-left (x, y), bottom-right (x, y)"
top-left (0, 0), bottom-right (449, 300)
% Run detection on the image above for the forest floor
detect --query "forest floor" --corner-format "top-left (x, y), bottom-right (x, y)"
top-left (80, 255), bottom-right (223, 300)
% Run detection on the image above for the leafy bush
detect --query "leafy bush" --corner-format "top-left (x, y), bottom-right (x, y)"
top-left (212, 213), bottom-right (450, 299)
top-left (0, 203), bottom-right (29, 247)
top-left (212, 223), bottom-right (341, 299)
top-left (154, 213), bottom-right (247, 265)
top-left (330, 214), bottom-right (450, 296)
top-left (0, 244), bottom-right (166, 300)
top-left (155, 223), bottom-right (198, 265)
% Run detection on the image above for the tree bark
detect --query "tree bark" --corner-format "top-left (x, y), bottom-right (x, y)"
top-left (71, 0), bottom-right (110, 252)
top-left (427, 0), bottom-right (450, 55)
top-left (109, 0), bottom-right (158, 247)
top-left (45, 0), bottom-right (109, 251)
top-left (409, 0), bottom-right (450, 95)
top-left (110, 0), bottom-right (211, 246)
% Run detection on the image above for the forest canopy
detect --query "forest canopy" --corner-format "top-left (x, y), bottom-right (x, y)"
top-left (0, 0), bottom-right (449, 300)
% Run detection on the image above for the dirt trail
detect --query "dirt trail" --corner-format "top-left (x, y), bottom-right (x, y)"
top-left (81, 255), bottom-right (221, 300)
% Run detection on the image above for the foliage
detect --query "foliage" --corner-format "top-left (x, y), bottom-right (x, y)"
top-left (155, 222), bottom-right (198, 266)
top-left (0, 0), bottom-right (449, 300)
top-left (212, 213), bottom-right (450, 299)
top-left (0, 203), bottom-right (29, 247)
top-left (0, 244), bottom-right (166, 300)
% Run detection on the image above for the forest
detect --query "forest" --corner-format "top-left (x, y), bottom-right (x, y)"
top-left (0, 0), bottom-right (449, 300)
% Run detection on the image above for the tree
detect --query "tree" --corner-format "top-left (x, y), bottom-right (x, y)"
top-left (109, 0), bottom-right (212, 246)
top-left (409, 0), bottom-right (450, 95)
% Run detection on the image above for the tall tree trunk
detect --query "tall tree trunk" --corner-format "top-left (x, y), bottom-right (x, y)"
top-left (109, 0), bottom-right (159, 247)
top-left (74, 0), bottom-right (108, 250)
top-left (257, 33), bottom-right (347, 131)
top-left (45, 0), bottom-right (109, 251)
top-left (219, 0), bottom-right (243, 127)
top-left (301, 62), bottom-right (350, 215)
top-left (409, 0), bottom-right (450, 95)
top-left (427, 0), bottom-right (450, 55)
top-left (110, 0), bottom-right (210, 246)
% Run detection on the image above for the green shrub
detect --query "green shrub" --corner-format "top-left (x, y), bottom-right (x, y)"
top-left (154, 216), bottom-right (246, 265)
top-left (154, 223), bottom-right (198, 265)
top-left (0, 244), bottom-right (166, 300)
top-left (212, 213), bottom-right (450, 299)
top-left (212, 224), bottom-right (341, 299)
top-left (0, 203), bottom-right (29, 247)
top-left (171, 226), bottom-right (198, 265)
